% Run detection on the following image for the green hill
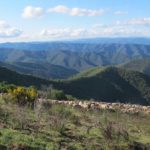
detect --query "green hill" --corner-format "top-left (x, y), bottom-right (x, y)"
top-left (55, 67), bottom-right (150, 105)
top-left (0, 62), bottom-right (78, 80)
top-left (0, 66), bottom-right (54, 88)
top-left (121, 57), bottom-right (150, 76)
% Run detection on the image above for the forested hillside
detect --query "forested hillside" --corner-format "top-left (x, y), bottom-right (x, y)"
top-left (0, 43), bottom-right (150, 72)
top-left (121, 57), bottom-right (150, 76)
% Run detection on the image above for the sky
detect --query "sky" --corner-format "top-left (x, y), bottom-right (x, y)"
top-left (0, 0), bottom-right (150, 42)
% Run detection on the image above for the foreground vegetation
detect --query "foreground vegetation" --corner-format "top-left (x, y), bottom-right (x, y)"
top-left (0, 96), bottom-right (150, 150)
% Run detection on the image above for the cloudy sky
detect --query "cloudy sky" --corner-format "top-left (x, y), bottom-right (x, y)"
top-left (0, 0), bottom-right (150, 42)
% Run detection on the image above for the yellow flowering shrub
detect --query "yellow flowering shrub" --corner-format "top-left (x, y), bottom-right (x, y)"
top-left (8, 86), bottom-right (38, 106)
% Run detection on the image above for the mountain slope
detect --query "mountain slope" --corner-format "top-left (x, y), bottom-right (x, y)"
top-left (55, 67), bottom-right (150, 105)
top-left (0, 66), bottom-right (54, 88)
top-left (121, 57), bottom-right (150, 76)
top-left (1, 43), bottom-right (150, 72)
top-left (0, 62), bottom-right (78, 79)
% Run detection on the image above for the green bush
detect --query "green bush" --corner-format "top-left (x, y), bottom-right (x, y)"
top-left (0, 82), bottom-right (16, 93)
top-left (47, 89), bottom-right (67, 100)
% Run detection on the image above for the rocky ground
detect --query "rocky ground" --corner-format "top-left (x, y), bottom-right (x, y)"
top-left (38, 99), bottom-right (150, 115)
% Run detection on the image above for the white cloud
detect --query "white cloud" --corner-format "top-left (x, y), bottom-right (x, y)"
top-left (48, 5), bottom-right (69, 13)
top-left (114, 11), bottom-right (128, 15)
top-left (0, 20), bottom-right (10, 28)
top-left (39, 26), bottom-right (140, 39)
top-left (9, 22), bottom-right (150, 42)
top-left (0, 20), bottom-right (22, 38)
top-left (70, 8), bottom-right (105, 16)
top-left (22, 5), bottom-right (107, 18)
top-left (39, 18), bottom-right (150, 40)
top-left (91, 21), bottom-right (150, 37)
top-left (127, 18), bottom-right (150, 25)
top-left (70, 28), bottom-right (86, 36)
top-left (0, 28), bottom-right (22, 38)
top-left (40, 28), bottom-right (71, 38)
top-left (22, 6), bottom-right (44, 18)
top-left (40, 28), bottom-right (87, 38)
top-left (48, 5), bottom-right (106, 16)
top-left (115, 18), bottom-right (150, 26)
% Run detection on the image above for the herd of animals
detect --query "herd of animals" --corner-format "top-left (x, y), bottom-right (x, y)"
top-left (38, 99), bottom-right (150, 115)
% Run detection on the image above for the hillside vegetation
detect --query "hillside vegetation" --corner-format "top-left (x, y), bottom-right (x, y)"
top-left (55, 67), bottom-right (150, 105)
top-left (0, 98), bottom-right (150, 150)
top-left (121, 57), bottom-right (150, 76)
top-left (0, 62), bottom-right (78, 80)
top-left (0, 66), bottom-right (54, 88)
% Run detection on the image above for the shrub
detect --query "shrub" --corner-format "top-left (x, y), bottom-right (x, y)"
top-left (8, 86), bottom-right (38, 106)
top-left (0, 82), bottom-right (16, 93)
top-left (47, 89), bottom-right (67, 100)
top-left (27, 86), bottom-right (38, 103)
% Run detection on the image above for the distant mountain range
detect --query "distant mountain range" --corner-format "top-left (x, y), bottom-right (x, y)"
top-left (73, 37), bottom-right (150, 45)
top-left (1, 37), bottom-right (150, 49)
top-left (0, 39), bottom-right (150, 78)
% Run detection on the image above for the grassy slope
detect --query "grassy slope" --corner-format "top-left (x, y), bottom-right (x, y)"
top-left (0, 100), bottom-right (150, 150)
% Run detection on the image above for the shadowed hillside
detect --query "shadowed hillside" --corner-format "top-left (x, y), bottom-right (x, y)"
top-left (0, 62), bottom-right (78, 79)
top-left (55, 67), bottom-right (150, 105)
top-left (0, 66), bottom-right (54, 88)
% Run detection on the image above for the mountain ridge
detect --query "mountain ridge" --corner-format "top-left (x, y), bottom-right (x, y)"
top-left (0, 43), bottom-right (150, 72)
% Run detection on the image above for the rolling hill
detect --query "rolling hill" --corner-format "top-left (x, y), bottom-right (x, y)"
top-left (0, 62), bottom-right (78, 79)
top-left (121, 57), bottom-right (150, 76)
top-left (55, 67), bottom-right (150, 105)
top-left (0, 66), bottom-right (54, 88)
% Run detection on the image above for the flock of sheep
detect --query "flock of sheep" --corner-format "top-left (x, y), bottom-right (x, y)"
top-left (38, 99), bottom-right (150, 115)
